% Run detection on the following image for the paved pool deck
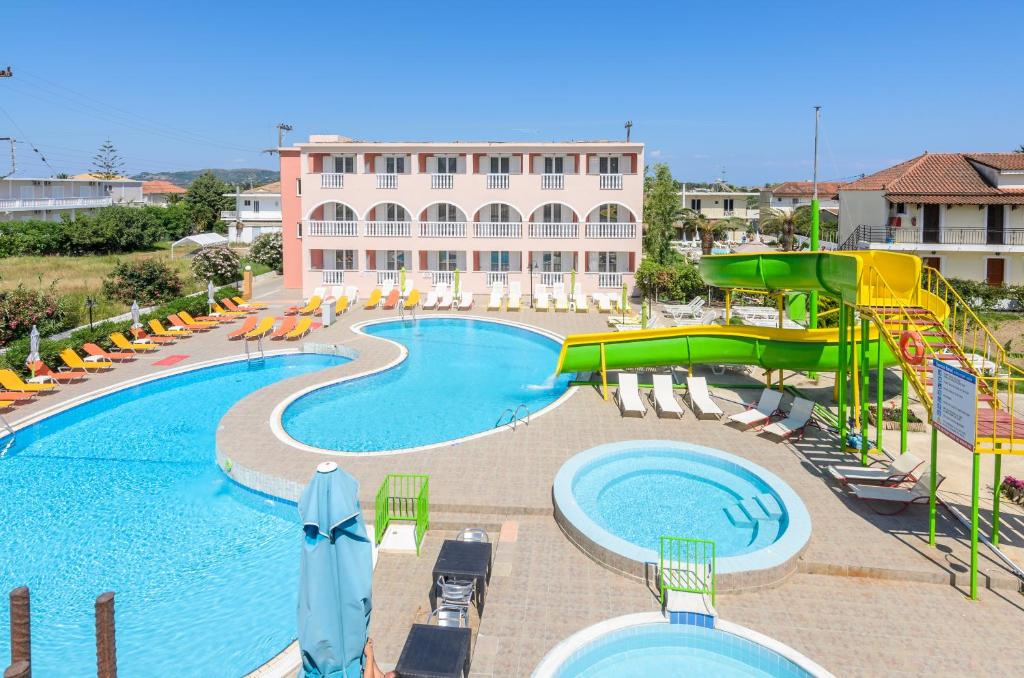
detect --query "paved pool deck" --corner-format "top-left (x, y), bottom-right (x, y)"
top-left (7, 279), bottom-right (1024, 677)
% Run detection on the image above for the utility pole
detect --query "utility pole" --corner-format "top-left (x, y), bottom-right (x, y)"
top-left (624, 120), bottom-right (632, 142)
top-left (0, 137), bottom-right (15, 179)
top-left (0, 66), bottom-right (12, 78)
top-left (808, 106), bottom-right (822, 366)
top-left (263, 123), bottom-right (293, 156)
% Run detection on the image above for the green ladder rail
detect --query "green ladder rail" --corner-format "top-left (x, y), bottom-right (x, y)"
top-left (374, 473), bottom-right (430, 555)
top-left (659, 536), bottom-right (716, 606)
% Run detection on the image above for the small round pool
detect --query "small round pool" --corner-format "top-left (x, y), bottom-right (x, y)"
top-left (553, 441), bottom-right (810, 580)
top-left (533, 614), bottom-right (833, 677)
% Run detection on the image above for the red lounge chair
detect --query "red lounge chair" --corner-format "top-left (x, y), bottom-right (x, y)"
top-left (381, 289), bottom-right (401, 310)
top-left (270, 316), bottom-right (297, 340)
top-left (227, 315), bottom-right (260, 340)
top-left (168, 314), bottom-right (212, 332)
top-left (83, 343), bottom-right (135, 363)
top-left (132, 328), bottom-right (176, 345)
top-left (221, 298), bottom-right (257, 314)
top-left (28, 361), bottom-right (88, 383)
top-left (0, 391), bottom-right (38, 403)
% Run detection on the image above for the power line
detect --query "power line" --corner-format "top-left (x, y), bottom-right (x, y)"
top-left (0, 103), bottom-right (56, 173)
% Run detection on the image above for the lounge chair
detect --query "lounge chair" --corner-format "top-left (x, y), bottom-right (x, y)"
top-left (404, 289), bottom-right (420, 309)
top-left (270, 316), bottom-right (297, 339)
top-left (437, 288), bottom-right (454, 310)
top-left (344, 286), bottom-right (359, 306)
top-left (220, 298), bottom-right (256, 314)
top-left (167, 314), bottom-right (209, 332)
top-left (553, 284), bottom-right (569, 312)
top-left (178, 312), bottom-right (220, 328)
top-left (210, 303), bottom-right (246, 319)
top-left (83, 343), bottom-right (135, 363)
top-left (422, 286), bottom-right (441, 310)
top-left (686, 377), bottom-right (723, 419)
top-left (286, 316), bottom-right (313, 340)
top-left (850, 472), bottom-right (945, 515)
top-left (507, 281), bottom-right (522, 311)
top-left (0, 369), bottom-right (58, 393)
top-left (761, 397), bottom-right (817, 440)
top-left (364, 289), bottom-right (383, 309)
top-left (0, 390), bottom-right (37, 403)
top-left (457, 289), bottom-right (473, 310)
top-left (244, 316), bottom-right (276, 340)
top-left (594, 293), bottom-right (612, 313)
top-left (665, 297), bottom-right (705, 321)
top-left (110, 332), bottom-right (158, 353)
top-left (426, 605), bottom-right (468, 629)
top-left (381, 288), bottom-right (401, 310)
top-left (573, 283), bottom-right (589, 312)
top-left (728, 389), bottom-right (783, 429)
top-left (227, 316), bottom-right (259, 340)
top-left (150, 319), bottom-right (191, 337)
top-left (60, 348), bottom-right (113, 372)
top-left (287, 295), bottom-right (322, 316)
top-left (827, 453), bottom-right (924, 486)
top-left (649, 373), bottom-right (684, 418)
top-left (614, 372), bottom-right (646, 418)
top-left (534, 286), bottom-right (550, 311)
top-left (232, 296), bottom-right (267, 310)
top-left (27, 361), bottom-right (87, 383)
top-left (335, 295), bottom-right (351, 314)
top-left (131, 327), bottom-right (176, 344)
top-left (487, 283), bottom-right (503, 311)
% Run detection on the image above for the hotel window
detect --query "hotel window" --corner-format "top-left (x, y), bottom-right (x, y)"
top-left (436, 203), bottom-right (458, 222)
top-left (333, 155), bottom-right (354, 173)
top-left (544, 156), bottom-right (564, 174)
top-left (490, 156), bottom-right (510, 174)
top-left (243, 200), bottom-right (251, 206)
top-left (334, 204), bottom-right (356, 221)
top-left (385, 204), bottom-right (407, 221)
top-left (435, 156), bottom-right (457, 174)
top-left (542, 204), bottom-right (563, 223)
top-left (723, 199), bottom-right (734, 211)
top-left (598, 156), bottom-right (619, 174)
top-left (541, 251), bottom-right (562, 271)
top-left (295, 179), bottom-right (302, 196)
top-left (598, 204), bottom-right (619, 223)
top-left (385, 250), bottom-right (406, 270)
top-left (334, 250), bottom-right (357, 270)
top-left (597, 251), bottom-right (618, 273)
top-left (437, 251), bottom-right (459, 271)
top-left (490, 251), bottom-right (511, 271)
top-left (893, 202), bottom-right (906, 213)
top-left (690, 199), bottom-right (701, 212)
top-left (490, 203), bottom-right (510, 222)
top-left (385, 156), bottom-right (405, 174)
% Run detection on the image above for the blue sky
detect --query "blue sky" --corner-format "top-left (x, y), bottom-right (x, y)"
top-left (2, 0), bottom-right (1021, 185)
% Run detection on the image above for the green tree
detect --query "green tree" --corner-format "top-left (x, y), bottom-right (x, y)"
top-left (678, 209), bottom-right (729, 254)
top-left (183, 171), bottom-right (233, 234)
top-left (91, 139), bottom-right (125, 179)
top-left (761, 207), bottom-right (806, 251)
top-left (642, 163), bottom-right (682, 264)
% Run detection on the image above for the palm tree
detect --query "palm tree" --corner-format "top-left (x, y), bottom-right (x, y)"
top-left (678, 208), bottom-right (708, 248)
top-left (761, 208), bottom-right (801, 251)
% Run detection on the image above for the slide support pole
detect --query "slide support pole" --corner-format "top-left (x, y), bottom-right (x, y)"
top-left (929, 426), bottom-right (937, 546)
top-left (837, 301), bottom-right (847, 444)
top-left (970, 451), bottom-right (980, 600)
top-left (851, 308), bottom-right (860, 430)
top-left (993, 454), bottom-right (1002, 547)
top-left (900, 370), bottom-right (909, 454)
top-left (599, 343), bottom-right (608, 401)
top-left (876, 334), bottom-right (884, 452)
top-left (725, 289), bottom-right (731, 324)
top-left (860, 316), bottom-right (870, 465)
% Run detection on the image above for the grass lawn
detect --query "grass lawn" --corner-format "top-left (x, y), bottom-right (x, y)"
top-left (0, 244), bottom-right (270, 328)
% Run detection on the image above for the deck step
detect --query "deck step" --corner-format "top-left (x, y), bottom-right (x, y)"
top-left (754, 493), bottom-right (783, 520)
top-left (739, 497), bottom-right (770, 522)
top-left (724, 504), bottom-right (755, 528)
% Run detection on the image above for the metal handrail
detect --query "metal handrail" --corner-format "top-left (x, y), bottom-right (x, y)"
top-left (0, 414), bottom-right (15, 457)
top-left (494, 403), bottom-right (531, 430)
top-left (244, 336), bottom-right (266, 364)
top-left (921, 266), bottom-right (1006, 369)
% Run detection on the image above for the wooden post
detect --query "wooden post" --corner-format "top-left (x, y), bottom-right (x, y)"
top-left (3, 662), bottom-right (29, 678)
top-left (95, 592), bottom-right (116, 678)
top-left (242, 265), bottom-right (253, 301)
top-left (9, 587), bottom-right (30, 676)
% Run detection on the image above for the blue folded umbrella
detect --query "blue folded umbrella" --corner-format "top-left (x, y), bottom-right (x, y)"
top-left (298, 462), bottom-right (373, 678)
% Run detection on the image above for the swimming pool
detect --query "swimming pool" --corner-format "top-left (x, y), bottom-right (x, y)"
top-left (553, 441), bottom-right (810, 578)
top-left (279, 317), bottom-right (573, 452)
top-left (533, 614), bottom-right (832, 677)
top-left (0, 353), bottom-right (346, 677)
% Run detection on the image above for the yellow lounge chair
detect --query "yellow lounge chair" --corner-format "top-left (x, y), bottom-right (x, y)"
top-left (60, 348), bottom-right (113, 372)
top-left (110, 332), bottom-right (158, 352)
top-left (404, 289), bottom-right (420, 309)
top-left (150, 319), bottom-right (192, 337)
top-left (233, 296), bottom-right (268, 310)
top-left (245, 316), bottom-right (276, 339)
top-left (363, 289), bottom-right (382, 309)
top-left (0, 368), bottom-right (57, 392)
top-left (288, 295), bottom-right (322, 316)
top-left (336, 296), bottom-right (350, 314)
top-left (211, 303), bottom-right (246, 318)
top-left (178, 311), bottom-right (219, 328)
top-left (285, 316), bottom-right (313, 340)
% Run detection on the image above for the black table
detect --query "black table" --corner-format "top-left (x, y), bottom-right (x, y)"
top-left (395, 623), bottom-right (471, 678)
top-left (431, 539), bottom-right (493, 616)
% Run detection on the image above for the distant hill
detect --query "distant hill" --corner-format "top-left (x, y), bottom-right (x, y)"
top-left (132, 168), bottom-right (279, 188)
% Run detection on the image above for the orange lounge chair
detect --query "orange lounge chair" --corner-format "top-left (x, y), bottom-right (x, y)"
top-left (151, 319), bottom-right (192, 337)
top-left (270, 316), bottom-right (297, 340)
top-left (83, 343), bottom-right (135, 363)
top-left (60, 348), bottom-right (113, 372)
top-left (381, 289), bottom-right (401, 310)
top-left (28, 361), bottom-right (87, 383)
top-left (211, 303), bottom-right (247, 319)
top-left (132, 327), bottom-right (176, 344)
top-left (168, 314), bottom-right (211, 332)
top-left (0, 391), bottom-right (38, 402)
top-left (227, 315), bottom-right (260, 340)
top-left (245, 316), bottom-right (276, 340)
top-left (221, 298), bottom-right (257, 314)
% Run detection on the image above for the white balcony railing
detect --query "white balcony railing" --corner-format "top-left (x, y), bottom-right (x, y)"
top-left (364, 221), bottom-right (411, 237)
top-left (428, 271), bottom-right (456, 286)
top-left (597, 272), bottom-right (624, 288)
top-left (585, 223), bottom-right (637, 239)
top-left (376, 270), bottom-right (401, 286)
top-left (723, 209), bottom-right (735, 217)
top-left (0, 197), bottom-right (112, 211)
top-left (222, 209), bottom-right (282, 221)
top-left (306, 220), bottom-right (358, 237)
top-left (529, 222), bottom-right (578, 239)
top-left (431, 173), bottom-right (454, 189)
top-left (541, 174), bottom-right (564, 190)
top-left (539, 272), bottom-right (565, 286)
top-left (485, 271), bottom-right (509, 287)
top-left (321, 270), bottom-right (346, 284)
top-left (599, 173), bottom-right (623, 190)
top-left (376, 173), bottom-right (398, 189)
top-left (473, 222), bottom-right (522, 238)
top-left (420, 221), bottom-right (467, 238)
top-left (221, 210), bottom-right (238, 220)
top-left (321, 173), bottom-right (345, 189)
top-left (487, 173), bottom-right (509, 189)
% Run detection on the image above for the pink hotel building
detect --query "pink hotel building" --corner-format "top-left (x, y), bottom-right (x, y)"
top-left (279, 135), bottom-right (643, 299)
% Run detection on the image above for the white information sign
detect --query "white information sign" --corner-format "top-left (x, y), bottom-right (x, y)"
top-left (931, 358), bottom-right (977, 451)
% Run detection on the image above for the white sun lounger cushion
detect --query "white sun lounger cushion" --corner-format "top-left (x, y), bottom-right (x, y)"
top-left (687, 377), bottom-right (723, 418)
top-left (728, 389), bottom-right (783, 426)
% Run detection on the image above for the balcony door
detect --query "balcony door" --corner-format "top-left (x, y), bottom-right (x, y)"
top-left (436, 203), bottom-right (457, 222)
top-left (542, 204), bottom-right (563, 223)
top-left (385, 156), bottom-right (405, 174)
top-left (435, 156), bottom-right (456, 174)
top-left (922, 204), bottom-right (940, 244)
top-left (987, 205), bottom-right (1005, 245)
top-left (986, 258), bottom-right (1005, 288)
top-left (489, 156), bottom-right (509, 174)
top-left (598, 156), bottom-right (619, 174)
top-left (543, 157), bottom-right (563, 175)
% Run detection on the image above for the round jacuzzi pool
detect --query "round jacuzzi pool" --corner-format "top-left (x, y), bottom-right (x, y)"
top-left (553, 440), bottom-right (810, 583)
top-left (533, 613), bottom-right (833, 677)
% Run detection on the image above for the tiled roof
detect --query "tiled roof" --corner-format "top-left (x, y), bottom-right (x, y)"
top-left (239, 181), bottom-right (280, 194)
top-left (843, 152), bottom-right (1024, 204)
top-left (770, 181), bottom-right (844, 199)
top-left (965, 153), bottom-right (1024, 171)
top-left (142, 180), bottom-right (186, 194)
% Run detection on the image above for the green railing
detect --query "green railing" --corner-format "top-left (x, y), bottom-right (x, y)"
top-left (659, 536), bottom-right (716, 606)
top-left (374, 474), bottom-right (430, 555)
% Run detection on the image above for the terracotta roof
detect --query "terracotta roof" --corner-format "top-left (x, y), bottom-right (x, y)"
top-left (142, 180), bottom-right (186, 195)
top-left (239, 181), bottom-right (280, 194)
top-left (770, 181), bottom-right (844, 199)
top-left (886, 193), bottom-right (1024, 205)
top-left (966, 153), bottom-right (1024, 171)
top-left (843, 152), bottom-right (1024, 204)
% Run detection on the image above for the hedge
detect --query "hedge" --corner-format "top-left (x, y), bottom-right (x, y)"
top-left (0, 285), bottom-right (238, 377)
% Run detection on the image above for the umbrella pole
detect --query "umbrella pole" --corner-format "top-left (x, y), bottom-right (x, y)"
top-left (95, 592), bottom-right (117, 678)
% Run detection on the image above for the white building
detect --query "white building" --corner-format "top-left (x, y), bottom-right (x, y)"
top-left (838, 152), bottom-right (1024, 286)
top-left (0, 174), bottom-right (143, 222)
top-left (760, 181), bottom-right (842, 217)
top-left (142, 180), bottom-right (186, 206)
top-left (679, 183), bottom-right (759, 241)
top-left (222, 181), bottom-right (282, 244)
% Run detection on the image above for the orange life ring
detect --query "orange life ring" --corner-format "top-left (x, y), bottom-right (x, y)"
top-left (899, 330), bottom-right (925, 365)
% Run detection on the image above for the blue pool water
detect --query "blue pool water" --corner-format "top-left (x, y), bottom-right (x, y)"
top-left (571, 445), bottom-right (788, 557)
top-left (282, 318), bottom-right (572, 451)
top-left (554, 623), bottom-right (814, 677)
top-left (0, 354), bottom-right (346, 677)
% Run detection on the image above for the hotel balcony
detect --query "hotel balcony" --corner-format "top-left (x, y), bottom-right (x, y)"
top-left (222, 209), bottom-right (283, 222)
top-left (598, 173), bottom-right (623, 190)
top-left (850, 225), bottom-right (1024, 250)
top-left (0, 197), bottom-right (112, 211)
top-left (304, 220), bottom-right (359, 237)
top-left (528, 222), bottom-right (578, 239)
top-left (473, 222), bottom-right (522, 238)
top-left (321, 173), bottom-right (345, 189)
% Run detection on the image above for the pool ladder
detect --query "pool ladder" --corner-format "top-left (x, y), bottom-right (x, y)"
top-left (0, 414), bottom-right (15, 458)
top-left (494, 404), bottom-right (530, 431)
top-left (245, 336), bottom-right (266, 365)
top-left (398, 300), bottom-right (417, 322)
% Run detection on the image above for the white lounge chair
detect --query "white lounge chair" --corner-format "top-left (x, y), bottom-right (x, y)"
top-left (437, 287), bottom-right (454, 310)
top-left (534, 286), bottom-right (550, 311)
top-left (827, 453), bottom-right (924, 485)
top-left (728, 389), bottom-right (783, 429)
top-left (403, 279), bottom-right (414, 297)
top-left (594, 293), bottom-right (611, 313)
top-left (571, 283), bottom-right (588, 312)
top-left (761, 397), bottom-right (816, 440)
top-left (507, 281), bottom-right (522, 311)
top-left (487, 282), bottom-right (503, 311)
top-left (310, 286), bottom-right (326, 302)
top-left (663, 297), bottom-right (704, 319)
top-left (457, 289), bottom-right (473, 310)
top-left (649, 373), bottom-right (684, 418)
top-left (422, 286), bottom-right (440, 310)
top-left (850, 472), bottom-right (945, 515)
top-left (687, 377), bottom-right (723, 419)
top-left (614, 372), bottom-right (646, 418)
top-left (553, 284), bottom-right (569, 312)
top-left (344, 285), bottom-right (359, 305)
